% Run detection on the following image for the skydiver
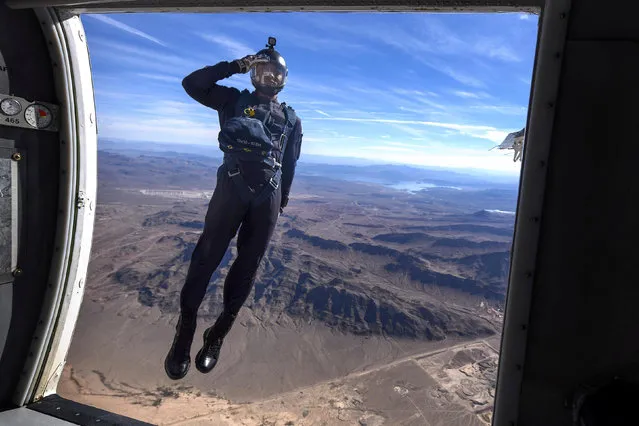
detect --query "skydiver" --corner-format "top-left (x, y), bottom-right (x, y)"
top-left (164, 37), bottom-right (303, 380)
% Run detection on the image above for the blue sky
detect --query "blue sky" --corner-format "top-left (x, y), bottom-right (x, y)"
top-left (81, 11), bottom-right (539, 174)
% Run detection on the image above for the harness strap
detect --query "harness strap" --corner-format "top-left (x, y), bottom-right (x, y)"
top-left (223, 157), bottom-right (282, 207)
top-left (253, 168), bottom-right (282, 206)
top-left (223, 157), bottom-right (255, 205)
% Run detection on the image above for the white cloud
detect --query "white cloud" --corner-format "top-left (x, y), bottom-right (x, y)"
top-left (136, 73), bottom-right (182, 84)
top-left (315, 110), bottom-right (331, 117)
top-left (392, 89), bottom-right (447, 110)
top-left (390, 123), bottom-right (426, 138)
top-left (94, 89), bottom-right (161, 102)
top-left (434, 63), bottom-right (486, 88)
top-left (454, 91), bottom-right (479, 99)
top-left (388, 141), bottom-right (425, 148)
top-left (306, 116), bottom-right (512, 143)
top-left (94, 96), bottom-right (221, 144)
top-left (301, 135), bottom-right (522, 174)
top-left (132, 99), bottom-right (213, 119)
top-left (89, 38), bottom-right (203, 75)
top-left (519, 76), bottom-right (532, 86)
top-left (473, 38), bottom-right (521, 62)
top-left (293, 100), bottom-right (342, 107)
top-left (197, 33), bottom-right (254, 59)
top-left (399, 106), bottom-right (426, 115)
top-left (98, 114), bottom-right (219, 144)
top-left (85, 15), bottom-right (166, 46)
top-left (363, 145), bottom-right (417, 153)
top-left (295, 14), bottom-right (523, 89)
top-left (453, 90), bottom-right (485, 99)
top-left (470, 105), bottom-right (528, 116)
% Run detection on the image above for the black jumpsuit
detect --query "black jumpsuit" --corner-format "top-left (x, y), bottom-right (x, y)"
top-left (178, 60), bottom-right (303, 327)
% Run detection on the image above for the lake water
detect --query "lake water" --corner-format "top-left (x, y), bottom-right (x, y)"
top-left (300, 172), bottom-right (464, 193)
top-left (386, 181), bottom-right (463, 193)
top-left (485, 209), bottom-right (516, 215)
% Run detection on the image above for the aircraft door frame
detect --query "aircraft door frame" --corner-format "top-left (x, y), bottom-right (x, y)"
top-left (10, 7), bottom-right (97, 407)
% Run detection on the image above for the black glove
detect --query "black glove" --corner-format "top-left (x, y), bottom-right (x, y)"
top-left (279, 195), bottom-right (289, 215)
top-left (234, 54), bottom-right (270, 74)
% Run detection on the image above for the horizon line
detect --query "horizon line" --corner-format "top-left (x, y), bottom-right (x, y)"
top-left (97, 137), bottom-right (522, 179)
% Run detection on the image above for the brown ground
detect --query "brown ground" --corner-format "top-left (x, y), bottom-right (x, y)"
top-left (59, 319), bottom-right (501, 426)
top-left (56, 151), bottom-right (513, 425)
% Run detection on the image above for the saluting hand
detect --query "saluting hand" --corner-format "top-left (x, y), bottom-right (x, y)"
top-left (235, 54), bottom-right (270, 74)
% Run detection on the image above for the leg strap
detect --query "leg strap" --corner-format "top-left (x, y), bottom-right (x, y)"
top-left (222, 156), bottom-right (281, 207)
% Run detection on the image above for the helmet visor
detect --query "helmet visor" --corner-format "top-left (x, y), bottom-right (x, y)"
top-left (251, 61), bottom-right (286, 88)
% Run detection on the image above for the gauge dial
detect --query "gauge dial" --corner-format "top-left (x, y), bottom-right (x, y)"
top-left (24, 104), bottom-right (53, 129)
top-left (1, 98), bottom-right (21, 116)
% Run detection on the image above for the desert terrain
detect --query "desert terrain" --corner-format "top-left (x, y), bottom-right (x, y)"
top-left (57, 142), bottom-right (518, 425)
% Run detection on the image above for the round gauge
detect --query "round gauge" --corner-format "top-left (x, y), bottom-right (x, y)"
top-left (1, 98), bottom-right (21, 116)
top-left (24, 104), bottom-right (53, 129)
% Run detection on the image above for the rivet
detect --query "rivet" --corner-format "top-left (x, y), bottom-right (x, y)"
top-left (12, 267), bottom-right (23, 277)
top-left (521, 324), bottom-right (527, 330)
top-left (560, 12), bottom-right (566, 19)
top-left (11, 152), bottom-right (22, 161)
top-left (78, 30), bottom-right (84, 41)
top-left (78, 279), bottom-right (84, 289)
top-left (516, 364), bottom-right (522, 371)
top-left (547, 101), bottom-right (555, 108)
top-left (89, 113), bottom-right (94, 123)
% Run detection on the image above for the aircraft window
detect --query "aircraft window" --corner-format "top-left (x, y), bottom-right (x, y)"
top-left (58, 10), bottom-right (538, 425)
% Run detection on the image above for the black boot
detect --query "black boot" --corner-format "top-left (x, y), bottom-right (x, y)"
top-left (195, 311), bottom-right (236, 374)
top-left (164, 313), bottom-right (197, 380)
top-left (195, 326), bottom-right (224, 374)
